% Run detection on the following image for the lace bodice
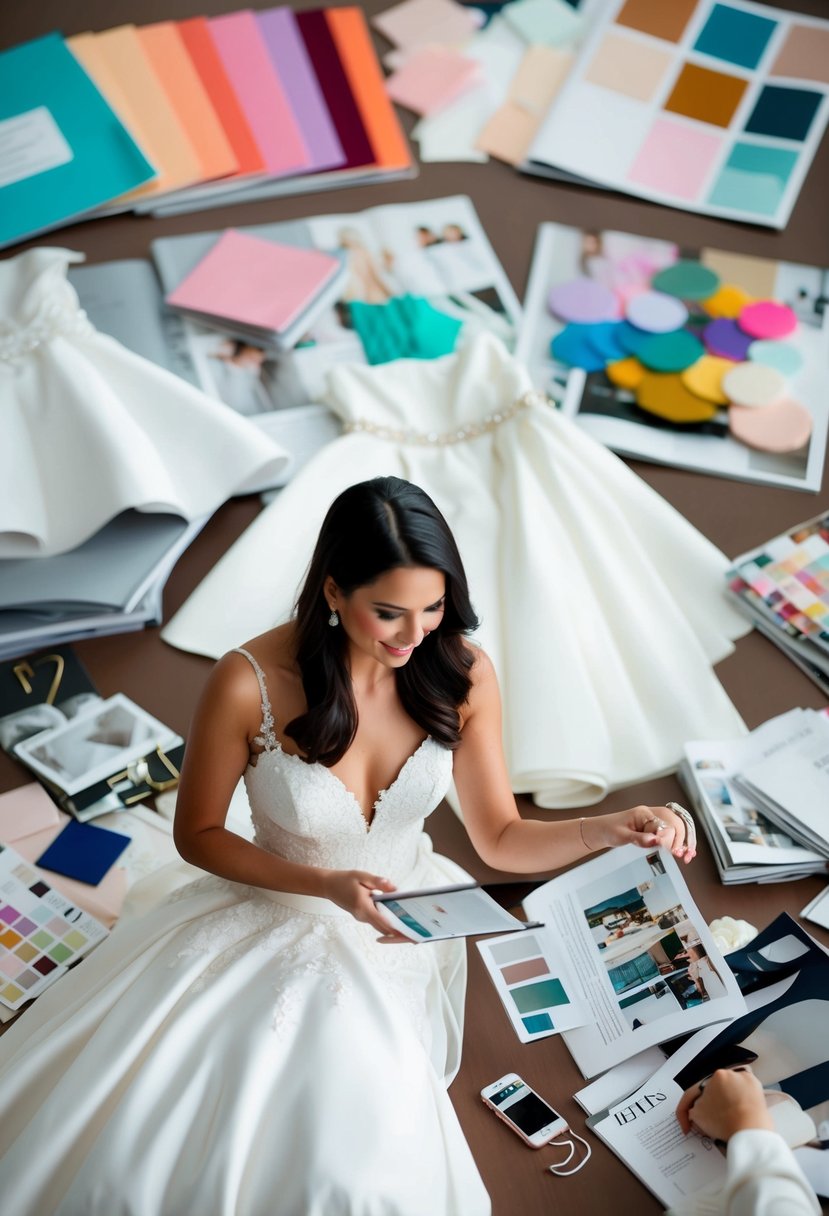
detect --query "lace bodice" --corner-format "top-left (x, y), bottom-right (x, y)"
top-left (235, 648), bottom-right (453, 877)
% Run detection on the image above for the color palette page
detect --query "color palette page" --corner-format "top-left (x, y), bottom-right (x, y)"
top-left (526, 0), bottom-right (829, 228)
top-left (476, 928), bottom-right (592, 1042)
top-left (516, 221), bottom-right (829, 492)
top-left (0, 843), bottom-right (108, 1011)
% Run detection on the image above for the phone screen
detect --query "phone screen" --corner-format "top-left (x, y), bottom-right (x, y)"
top-left (489, 1079), bottom-right (561, 1136)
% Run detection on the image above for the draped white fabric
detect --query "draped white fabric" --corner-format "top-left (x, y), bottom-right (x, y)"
top-left (0, 653), bottom-right (489, 1216)
top-left (163, 334), bottom-right (749, 808)
top-left (0, 248), bottom-right (291, 557)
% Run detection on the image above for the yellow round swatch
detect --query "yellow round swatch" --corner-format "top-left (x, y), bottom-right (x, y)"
top-left (680, 355), bottom-right (736, 404)
top-left (636, 372), bottom-right (719, 423)
top-left (606, 356), bottom-right (646, 389)
top-left (702, 283), bottom-right (753, 319)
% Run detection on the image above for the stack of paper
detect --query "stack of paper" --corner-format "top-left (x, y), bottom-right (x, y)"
top-left (0, 6), bottom-right (414, 248)
top-left (726, 512), bottom-right (829, 694)
top-left (678, 707), bottom-right (829, 883)
top-left (165, 230), bottom-right (347, 352)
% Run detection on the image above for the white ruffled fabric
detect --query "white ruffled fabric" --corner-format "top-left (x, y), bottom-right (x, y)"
top-left (0, 248), bottom-right (291, 557)
top-left (163, 334), bottom-right (749, 807)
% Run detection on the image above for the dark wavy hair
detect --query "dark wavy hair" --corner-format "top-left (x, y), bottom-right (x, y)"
top-left (286, 477), bottom-right (480, 765)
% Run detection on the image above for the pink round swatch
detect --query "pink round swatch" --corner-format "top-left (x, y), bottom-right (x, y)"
top-left (625, 290), bottom-right (688, 333)
top-left (738, 300), bottom-right (798, 340)
top-left (729, 399), bottom-right (812, 452)
top-left (722, 362), bottom-right (786, 409)
top-left (548, 278), bottom-right (619, 324)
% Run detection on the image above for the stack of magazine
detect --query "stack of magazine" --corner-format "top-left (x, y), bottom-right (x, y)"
top-left (678, 707), bottom-right (829, 884)
top-left (726, 512), bottom-right (829, 695)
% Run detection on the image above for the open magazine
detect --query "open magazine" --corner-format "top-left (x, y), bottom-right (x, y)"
top-left (150, 195), bottom-right (521, 455)
top-left (478, 845), bottom-right (745, 1074)
top-left (515, 222), bottom-right (829, 491)
top-left (679, 708), bottom-right (829, 884)
top-left (587, 914), bottom-right (829, 1205)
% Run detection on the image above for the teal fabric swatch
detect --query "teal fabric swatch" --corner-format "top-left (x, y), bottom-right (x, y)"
top-left (349, 294), bottom-right (463, 365)
top-left (708, 142), bottom-right (798, 217)
top-left (693, 3), bottom-right (777, 69)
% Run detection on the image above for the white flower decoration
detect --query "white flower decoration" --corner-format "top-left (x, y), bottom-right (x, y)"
top-left (708, 915), bottom-right (757, 953)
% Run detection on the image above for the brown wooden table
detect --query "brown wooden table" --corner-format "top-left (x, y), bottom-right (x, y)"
top-left (3, 1), bottom-right (829, 1211)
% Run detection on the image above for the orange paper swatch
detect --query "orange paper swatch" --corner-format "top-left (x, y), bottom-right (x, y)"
top-left (138, 21), bottom-right (238, 185)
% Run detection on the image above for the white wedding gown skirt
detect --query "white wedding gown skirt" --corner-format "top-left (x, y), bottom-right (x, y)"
top-left (163, 334), bottom-right (748, 807)
top-left (0, 649), bottom-right (489, 1216)
top-left (0, 248), bottom-right (290, 557)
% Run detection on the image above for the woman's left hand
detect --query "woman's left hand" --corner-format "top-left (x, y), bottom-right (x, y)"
top-left (585, 803), bottom-right (697, 863)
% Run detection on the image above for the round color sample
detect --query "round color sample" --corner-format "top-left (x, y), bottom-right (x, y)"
top-left (584, 320), bottom-right (627, 364)
top-left (550, 325), bottom-right (606, 372)
top-left (616, 320), bottom-right (651, 356)
top-left (702, 317), bottom-right (753, 361)
top-left (637, 329), bottom-right (705, 373)
top-left (680, 355), bottom-right (736, 404)
top-left (548, 277), bottom-right (619, 324)
top-left (747, 339), bottom-right (803, 376)
top-left (702, 283), bottom-right (753, 319)
top-left (729, 398), bottom-right (812, 452)
top-left (651, 260), bottom-right (720, 301)
top-left (738, 299), bottom-right (798, 340)
top-left (606, 356), bottom-right (646, 389)
top-left (722, 362), bottom-right (786, 409)
top-left (626, 290), bottom-right (688, 333)
top-left (636, 372), bottom-right (719, 423)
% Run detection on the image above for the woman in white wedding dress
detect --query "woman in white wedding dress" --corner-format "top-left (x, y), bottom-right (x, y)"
top-left (0, 477), bottom-right (695, 1216)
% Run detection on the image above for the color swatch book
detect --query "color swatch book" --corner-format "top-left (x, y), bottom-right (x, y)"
top-left (141, 6), bottom-right (415, 217)
top-left (0, 842), bottom-right (109, 1011)
top-left (165, 230), bottom-right (347, 352)
top-left (726, 511), bottom-right (829, 692)
top-left (516, 221), bottom-right (829, 491)
top-left (524, 0), bottom-right (829, 228)
top-left (0, 33), bottom-right (156, 249)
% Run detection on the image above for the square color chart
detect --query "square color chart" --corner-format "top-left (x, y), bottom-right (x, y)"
top-left (730, 513), bottom-right (829, 648)
top-left (477, 928), bottom-right (592, 1043)
top-left (526, 0), bottom-right (829, 228)
top-left (0, 843), bottom-right (108, 1011)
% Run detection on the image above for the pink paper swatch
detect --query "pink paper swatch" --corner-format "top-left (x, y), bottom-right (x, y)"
top-left (385, 46), bottom-right (480, 116)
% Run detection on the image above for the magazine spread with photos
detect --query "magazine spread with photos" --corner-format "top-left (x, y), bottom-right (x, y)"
top-left (151, 195), bottom-right (521, 443)
top-left (588, 915), bottom-right (829, 1205)
top-left (515, 845), bottom-right (745, 1076)
top-left (679, 707), bottom-right (829, 884)
top-left (515, 222), bottom-right (829, 491)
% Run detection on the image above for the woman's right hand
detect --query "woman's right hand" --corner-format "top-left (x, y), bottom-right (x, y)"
top-left (323, 870), bottom-right (408, 939)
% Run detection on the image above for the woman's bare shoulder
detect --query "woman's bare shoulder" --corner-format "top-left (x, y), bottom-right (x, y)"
top-left (462, 640), bottom-right (497, 686)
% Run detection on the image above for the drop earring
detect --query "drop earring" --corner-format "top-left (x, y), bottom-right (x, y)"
top-left (328, 608), bottom-right (339, 627)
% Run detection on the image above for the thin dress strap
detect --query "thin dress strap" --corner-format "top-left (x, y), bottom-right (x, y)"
top-left (233, 647), bottom-right (278, 752)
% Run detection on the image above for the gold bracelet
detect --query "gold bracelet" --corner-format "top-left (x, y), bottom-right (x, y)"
top-left (579, 817), bottom-right (595, 852)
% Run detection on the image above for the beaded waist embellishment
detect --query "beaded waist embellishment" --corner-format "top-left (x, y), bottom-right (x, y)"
top-left (342, 389), bottom-right (548, 447)
top-left (0, 301), bottom-right (94, 363)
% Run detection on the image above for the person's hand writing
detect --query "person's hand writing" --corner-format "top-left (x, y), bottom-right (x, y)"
top-left (583, 803), bottom-right (697, 863)
top-left (676, 1067), bottom-right (773, 1141)
top-left (323, 870), bottom-right (408, 940)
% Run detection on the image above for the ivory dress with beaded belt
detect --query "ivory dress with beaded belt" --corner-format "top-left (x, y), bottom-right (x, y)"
top-left (163, 333), bottom-right (750, 809)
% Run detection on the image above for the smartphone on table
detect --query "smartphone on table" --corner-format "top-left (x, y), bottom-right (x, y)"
top-left (481, 1073), bottom-right (568, 1148)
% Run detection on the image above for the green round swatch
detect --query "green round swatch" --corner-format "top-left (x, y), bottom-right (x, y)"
top-left (637, 330), bottom-right (705, 373)
top-left (747, 340), bottom-right (803, 377)
top-left (651, 261), bottom-right (721, 301)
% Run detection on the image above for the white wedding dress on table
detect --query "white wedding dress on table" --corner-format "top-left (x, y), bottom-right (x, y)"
top-left (0, 648), bottom-right (489, 1216)
top-left (0, 248), bottom-right (290, 558)
top-left (163, 333), bottom-right (749, 808)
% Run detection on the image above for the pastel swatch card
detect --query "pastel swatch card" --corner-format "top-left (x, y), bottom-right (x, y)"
top-left (166, 229), bottom-right (343, 337)
top-left (476, 46), bottom-right (574, 164)
top-left (208, 10), bottom-right (309, 176)
top-left (0, 842), bottom-right (109, 1011)
top-left (35, 818), bottom-right (131, 887)
top-left (477, 928), bottom-right (592, 1042)
top-left (385, 46), bottom-right (482, 116)
top-left (0, 32), bottom-right (156, 248)
top-left (526, 0), bottom-right (829, 228)
top-left (256, 7), bottom-right (345, 174)
top-left (372, 0), bottom-right (481, 51)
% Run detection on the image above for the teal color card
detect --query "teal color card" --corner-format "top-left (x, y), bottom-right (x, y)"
top-left (745, 85), bottom-right (823, 142)
top-left (522, 1013), bottom-right (554, 1033)
top-left (0, 33), bottom-right (156, 249)
top-left (693, 3), bottom-right (777, 70)
top-left (707, 142), bottom-right (798, 217)
top-left (510, 977), bottom-right (569, 1015)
